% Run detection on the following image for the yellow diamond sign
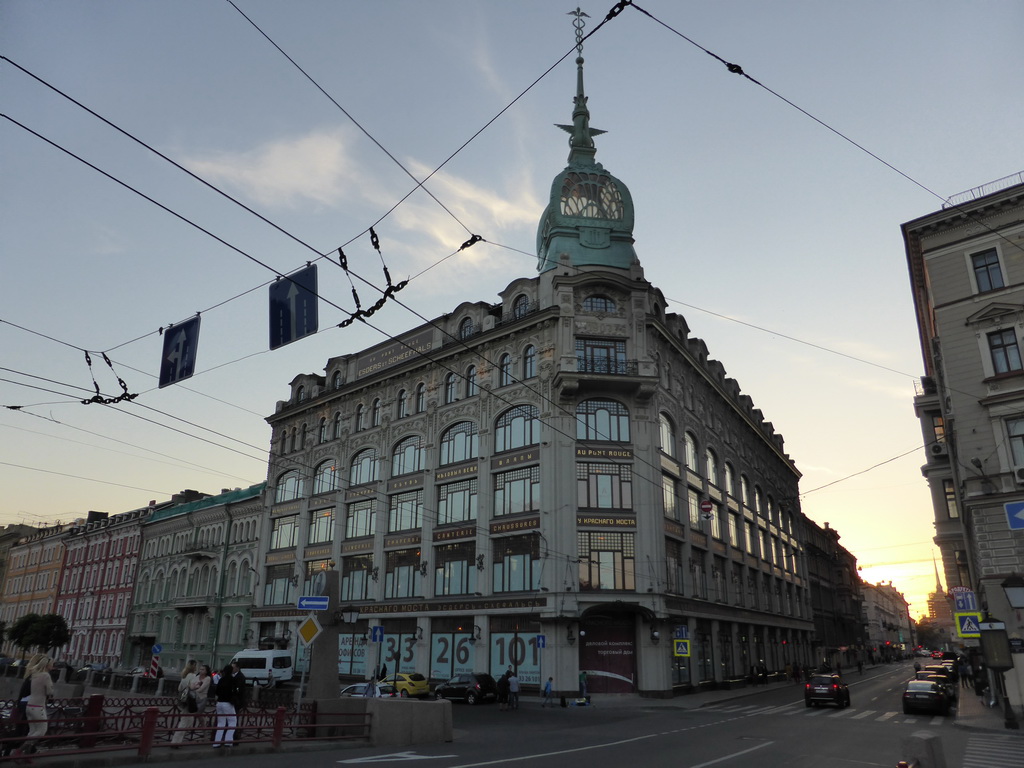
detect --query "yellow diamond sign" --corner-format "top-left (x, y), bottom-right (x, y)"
top-left (298, 614), bottom-right (323, 645)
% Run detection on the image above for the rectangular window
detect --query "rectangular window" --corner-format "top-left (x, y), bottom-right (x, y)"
top-left (709, 505), bottom-right (722, 539)
top-left (943, 479), bottom-right (959, 519)
top-left (989, 329), bottom-right (1023, 374)
top-left (494, 466), bottom-right (540, 516)
top-left (434, 542), bottom-right (477, 596)
top-left (972, 248), bottom-right (1004, 292)
top-left (688, 488), bottom-right (701, 528)
top-left (341, 554), bottom-right (372, 601)
top-left (308, 508), bottom-right (335, 545)
top-left (269, 515), bottom-right (299, 550)
top-left (666, 539), bottom-right (684, 593)
top-left (662, 475), bottom-right (679, 519)
top-left (762, 530), bottom-right (772, 564)
top-left (576, 337), bottom-right (628, 374)
top-left (931, 414), bottom-right (946, 443)
top-left (578, 531), bottom-right (635, 591)
top-left (384, 548), bottom-right (422, 599)
top-left (263, 564), bottom-right (297, 606)
top-left (690, 553), bottom-right (707, 599)
top-left (577, 463), bottom-right (633, 509)
top-left (438, 479), bottom-right (478, 525)
top-left (388, 489), bottom-right (423, 532)
top-left (728, 513), bottom-right (739, 548)
top-left (492, 534), bottom-right (540, 592)
top-left (346, 500), bottom-right (376, 539)
top-left (1009, 418), bottom-right (1024, 466)
top-left (712, 557), bottom-right (727, 602)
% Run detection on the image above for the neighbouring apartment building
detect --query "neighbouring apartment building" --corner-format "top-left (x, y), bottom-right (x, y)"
top-left (904, 172), bottom-right (1024, 713)
top-left (253, 44), bottom-right (816, 697)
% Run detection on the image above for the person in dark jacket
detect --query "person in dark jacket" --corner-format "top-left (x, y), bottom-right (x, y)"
top-left (212, 663), bottom-right (245, 747)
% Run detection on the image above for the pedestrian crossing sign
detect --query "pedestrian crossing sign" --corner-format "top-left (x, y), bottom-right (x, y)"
top-left (673, 638), bottom-right (691, 657)
top-left (955, 611), bottom-right (982, 638)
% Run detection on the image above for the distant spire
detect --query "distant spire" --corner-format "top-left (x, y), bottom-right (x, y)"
top-left (932, 553), bottom-right (944, 593)
top-left (556, 8), bottom-right (605, 164)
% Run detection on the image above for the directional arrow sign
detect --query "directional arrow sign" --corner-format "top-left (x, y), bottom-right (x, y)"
top-left (269, 264), bottom-right (318, 350)
top-left (158, 316), bottom-right (201, 388)
top-left (297, 595), bottom-right (329, 611)
top-left (1005, 501), bottom-right (1024, 531)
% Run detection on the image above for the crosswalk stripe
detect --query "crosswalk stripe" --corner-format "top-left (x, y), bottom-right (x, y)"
top-left (877, 712), bottom-right (898, 721)
top-left (852, 710), bottom-right (875, 719)
top-left (826, 708), bottom-right (854, 718)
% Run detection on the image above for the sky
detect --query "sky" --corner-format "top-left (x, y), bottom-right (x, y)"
top-left (2, 1), bottom-right (1022, 621)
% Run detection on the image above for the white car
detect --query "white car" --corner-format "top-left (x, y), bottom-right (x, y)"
top-left (340, 682), bottom-right (398, 698)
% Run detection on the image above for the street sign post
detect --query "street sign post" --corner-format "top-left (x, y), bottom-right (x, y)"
top-left (269, 265), bottom-right (318, 350)
top-left (297, 614), bottom-right (323, 646)
top-left (955, 612), bottom-right (982, 638)
top-left (158, 316), bottom-right (200, 388)
top-left (673, 639), bottom-right (691, 657)
top-left (1004, 501), bottom-right (1024, 531)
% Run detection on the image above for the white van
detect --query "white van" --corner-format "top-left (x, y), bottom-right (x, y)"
top-left (229, 649), bottom-right (294, 686)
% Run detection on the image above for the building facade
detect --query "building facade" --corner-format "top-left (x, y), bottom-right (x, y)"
top-left (130, 486), bottom-right (263, 674)
top-left (801, 519), bottom-right (865, 668)
top-left (1, 524), bottom-right (71, 658)
top-left (255, 47), bottom-right (816, 697)
top-left (904, 174), bottom-right (1024, 713)
top-left (862, 581), bottom-right (913, 662)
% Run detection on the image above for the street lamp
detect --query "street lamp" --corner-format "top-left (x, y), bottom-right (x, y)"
top-left (1002, 575), bottom-right (1024, 610)
top-left (339, 605), bottom-right (360, 624)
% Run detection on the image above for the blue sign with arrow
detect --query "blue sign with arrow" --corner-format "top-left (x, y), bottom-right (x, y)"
top-left (269, 264), bottom-right (318, 350)
top-left (1005, 501), bottom-right (1024, 531)
top-left (297, 595), bottom-right (329, 611)
top-left (158, 316), bottom-right (201, 388)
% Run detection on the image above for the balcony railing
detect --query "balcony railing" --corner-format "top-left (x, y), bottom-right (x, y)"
top-left (577, 359), bottom-right (639, 376)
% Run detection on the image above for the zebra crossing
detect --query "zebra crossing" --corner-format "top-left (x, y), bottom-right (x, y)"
top-left (700, 701), bottom-right (951, 726)
top-left (962, 733), bottom-right (1024, 768)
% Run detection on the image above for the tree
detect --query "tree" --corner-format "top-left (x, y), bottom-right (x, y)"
top-left (7, 613), bottom-right (70, 655)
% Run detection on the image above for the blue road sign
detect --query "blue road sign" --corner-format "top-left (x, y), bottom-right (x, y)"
top-left (158, 316), bottom-right (201, 388)
top-left (371, 626), bottom-right (385, 643)
top-left (953, 590), bottom-right (978, 612)
top-left (1005, 501), bottom-right (1024, 531)
top-left (151, 644), bottom-right (163, 655)
top-left (955, 612), bottom-right (982, 638)
top-left (269, 264), bottom-right (318, 350)
top-left (673, 639), bottom-right (691, 657)
top-left (297, 595), bottom-right (329, 611)
top-left (536, 635), bottom-right (546, 649)
top-left (673, 625), bottom-right (689, 640)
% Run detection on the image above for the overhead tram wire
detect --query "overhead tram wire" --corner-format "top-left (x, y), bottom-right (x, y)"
top-left (624, 1), bottom-right (1024, 258)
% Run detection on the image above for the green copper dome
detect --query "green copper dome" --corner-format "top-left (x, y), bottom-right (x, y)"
top-left (537, 29), bottom-right (636, 273)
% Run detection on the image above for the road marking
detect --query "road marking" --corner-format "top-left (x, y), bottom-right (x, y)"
top-left (877, 712), bottom-right (898, 721)
top-left (852, 710), bottom-right (875, 719)
top-left (804, 708), bottom-right (827, 716)
top-left (688, 741), bottom-right (773, 768)
top-left (826, 708), bottom-right (854, 718)
top-left (340, 753), bottom-right (458, 763)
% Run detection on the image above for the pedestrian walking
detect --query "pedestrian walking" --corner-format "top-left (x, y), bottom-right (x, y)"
top-left (578, 669), bottom-right (588, 698)
top-left (171, 660), bottom-right (199, 746)
top-left (11, 654), bottom-right (54, 759)
top-left (212, 662), bottom-right (245, 747)
top-left (497, 671), bottom-right (510, 711)
top-left (541, 677), bottom-right (554, 707)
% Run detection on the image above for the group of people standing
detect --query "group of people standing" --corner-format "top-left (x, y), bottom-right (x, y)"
top-left (496, 668), bottom-right (520, 711)
top-left (172, 660), bottom-right (248, 748)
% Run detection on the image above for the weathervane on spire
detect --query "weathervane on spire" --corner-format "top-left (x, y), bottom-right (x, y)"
top-left (568, 7), bottom-right (589, 55)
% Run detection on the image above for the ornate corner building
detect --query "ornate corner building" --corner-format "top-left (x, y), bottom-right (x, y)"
top-left (253, 42), bottom-right (817, 697)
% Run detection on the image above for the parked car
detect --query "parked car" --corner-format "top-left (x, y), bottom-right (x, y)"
top-left (382, 672), bottom-right (430, 698)
top-left (340, 682), bottom-right (398, 698)
top-left (924, 663), bottom-right (958, 686)
top-left (804, 674), bottom-right (850, 708)
top-left (902, 680), bottom-right (950, 715)
top-left (433, 673), bottom-right (498, 705)
top-left (915, 671), bottom-right (956, 700)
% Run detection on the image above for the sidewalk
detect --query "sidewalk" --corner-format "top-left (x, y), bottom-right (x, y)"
top-left (954, 687), bottom-right (1022, 733)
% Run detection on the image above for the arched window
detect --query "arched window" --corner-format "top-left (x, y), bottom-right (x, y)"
top-left (298, 423), bottom-right (306, 450)
top-left (397, 389), bottom-right (408, 418)
top-left (583, 295), bottom-right (616, 313)
top-left (498, 354), bottom-right (512, 387)
top-left (275, 471), bottom-right (302, 503)
top-left (332, 371), bottom-right (343, 389)
top-left (355, 404), bottom-right (366, 432)
top-left (724, 463), bottom-right (735, 497)
top-left (512, 294), bottom-right (530, 319)
top-left (495, 405), bottom-right (540, 452)
top-left (523, 346), bottom-right (537, 379)
top-left (705, 448), bottom-right (719, 487)
top-left (458, 317), bottom-right (475, 339)
top-left (318, 418), bottom-right (328, 444)
top-left (754, 486), bottom-right (765, 516)
top-left (313, 460), bottom-right (339, 495)
top-left (684, 433), bottom-right (698, 471)
top-left (439, 421), bottom-right (479, 465)
top-left (296, 385), bottom-right (305, 402)
top-left (576, 399), bottom-right (630, 442)
top-left (289, 428), bottom-right (297, 453)
top-left (444, 373), bottom-right (458, 404)
top-left (415, 383), bottom-right (426, 413)
top-left (391, 436), bottom-right (424, 477)
top-left (465, 366), bottom-right (478, 397)
top-left (741, 475), bottom-right (751, 507)
top-left (279, 430), bottom-right (287, 455)
top-left (371, 398), bottom-right (382, 427)
top-left (350, 448), bottom-right (379, 485)
top-left (658, 413), bottom-right (676, 458)
top-left (332, 411), bottom-right (342, 439)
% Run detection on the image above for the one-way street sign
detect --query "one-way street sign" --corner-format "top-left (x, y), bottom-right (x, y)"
top-left (297, 595), bottom-right (329, 611)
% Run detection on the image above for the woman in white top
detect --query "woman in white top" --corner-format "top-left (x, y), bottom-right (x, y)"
top-left (170, 660), bottom-right (199, 746)
top-left (14, 653), bottom-right (54, 756)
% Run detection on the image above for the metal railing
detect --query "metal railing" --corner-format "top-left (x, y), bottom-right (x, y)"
top-left (0, 694), bottom-right (370, 762)
top-left (577, 359), bottom-right (639, 376)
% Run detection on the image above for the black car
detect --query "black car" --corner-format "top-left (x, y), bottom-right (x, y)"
top-left (902, 680), bottom-right (950, 715)
top-left (914, 671), bottom-right (956, 700)
top-left (804, 674), bottom-right (850, 708)
top-left (433, 673), bottom-right (497, 705)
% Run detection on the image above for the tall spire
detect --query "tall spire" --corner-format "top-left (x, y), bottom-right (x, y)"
top-left (556, 8), bottom-right (605, 165)
top-left (932, 553), bottom-right (944, 593)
